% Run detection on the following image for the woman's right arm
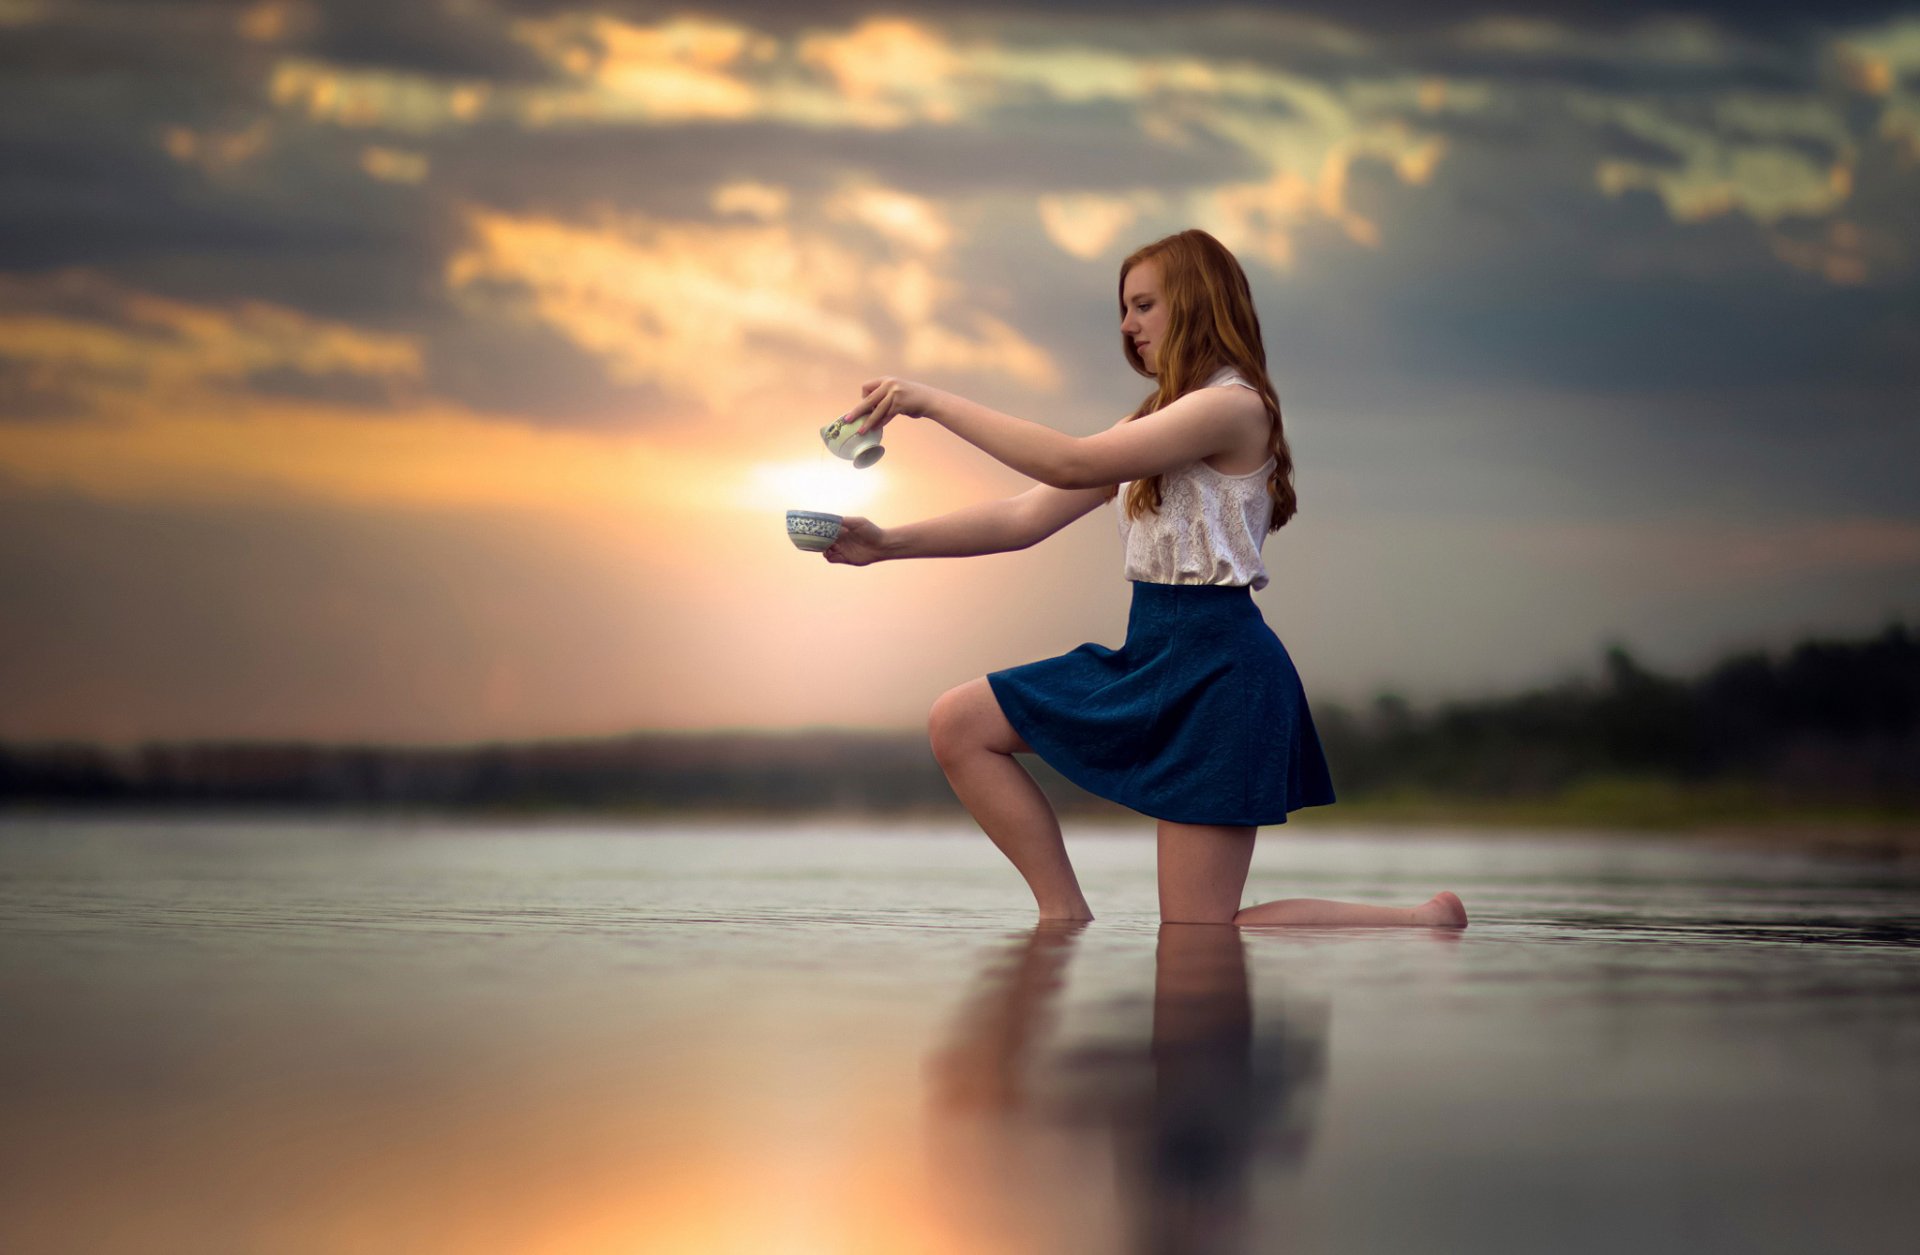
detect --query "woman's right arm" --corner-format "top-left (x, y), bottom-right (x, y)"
top-left (824, 482), bottom-right (1110, 566)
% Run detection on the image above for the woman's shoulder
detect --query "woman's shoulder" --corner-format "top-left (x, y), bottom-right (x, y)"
top-left (1122, 366), bottom-right (1263, 424)
top-left (1200, 364), bottom-right (1261, 393)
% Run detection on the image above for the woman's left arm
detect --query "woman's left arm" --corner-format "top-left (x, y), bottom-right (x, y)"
top-left (851, 376), bottom-right (1249, 490)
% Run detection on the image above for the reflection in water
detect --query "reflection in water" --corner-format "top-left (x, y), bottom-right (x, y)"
top-left (927, 924), bottom-right (1328, 1254)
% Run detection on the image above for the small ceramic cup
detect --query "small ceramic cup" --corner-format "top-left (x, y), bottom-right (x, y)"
top-left (820, 413), bottom-right (885, 468)
top-left (786, 509), bottom-right (843, 552)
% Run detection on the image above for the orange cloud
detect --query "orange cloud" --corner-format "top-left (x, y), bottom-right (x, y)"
top-left (445, 196), bottom-right (1058, 413)
top-left (498, 13), bottom-right (979, 131)
top-left (161, 120), bottom-right (273, 175)
top-left (237, 0), bottom-right (311, 44)
top-left (904, 315), bottom-right (1061, 392)
top-left (445, 205), bottom-right (879, 415)
top-left (268, 57), bottom-right (496, 132)
top-left (359, 145), bottom-right (429, 184)
top-left (796, 16), bottom-right (965, 124)
top-left (511, 13), bottom-right (763, 123)
top-left (710, 180), bottom-right (791, 221)
top-left (1036, 192), bottom-right (1162, 261)
top-left (0, 270), bottom-right (420, 409)
top-left (1767, 217), bottom-right (1879, 286)
top-left (826, 184), bottom-right (953, 253)
top-left (259, 14), bottom-right (979, 135)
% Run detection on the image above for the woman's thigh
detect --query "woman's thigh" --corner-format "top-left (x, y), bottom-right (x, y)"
top-left (1156, 820), bottom-right (1256, 924)
top-left (929, 676), bottom-right (1033, 757)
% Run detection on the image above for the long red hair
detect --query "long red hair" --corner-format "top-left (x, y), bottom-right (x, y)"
top-left (1107, 229), bottom-right (1297, 533)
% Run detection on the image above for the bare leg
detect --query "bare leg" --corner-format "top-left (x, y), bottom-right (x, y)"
top-left (1156, 820), bottom-right (1256, 924)
top-left (1156, 820), bottom-right (1467, 927)
top-left (929, 678), bottom-right (1093, 921)
top-left (1235, 891), bottom-right (1467, 928)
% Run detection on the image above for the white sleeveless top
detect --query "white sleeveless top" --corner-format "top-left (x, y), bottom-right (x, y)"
top-left (1116, 366), bottom-right (1277, 591)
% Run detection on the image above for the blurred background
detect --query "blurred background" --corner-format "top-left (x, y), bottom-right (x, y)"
top-left (2, 0), bottom-right (1916, 829)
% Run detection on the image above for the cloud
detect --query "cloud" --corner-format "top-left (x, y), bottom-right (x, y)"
top-left (360, 11), bottom-right (983, 134)
top-left (161, 119), bottom-right (276, 177)
top-left (904, 312), bottom-right (1060, 391)
top-left (1037, 191), bottom-right (1162, 260)
top-left (1573, 92), bottom-right (1854, 226)
top-left (358, 143), bottom-right (430, 183)
top-left (0, 357), bottom-right (84, 422)
top-left (0, 269), bottom-right (422, 418)
top-left (825, 182), bottom-right (951, 252)
top-left (934, 37), bottom-right (1477, 266)
top-left (710, 178), bottom-right (790, 220)
top-left (444, 204), bottom-right (881, 413)
top-left (267, 56), bottom-right (497, 133)
top-left (1832, 16), bottom-right (1920, 166)
top-left (443, 188), bottom-right (1060, 416)
top-left (1766, 215), bottom-right (1878, 284)
top-left (509, 11), bottom-right (768, 123)
top-left (794, 15), bottom-right (966, 125)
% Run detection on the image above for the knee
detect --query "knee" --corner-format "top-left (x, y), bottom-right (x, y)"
top-left (927, 685), bottom-right (974, 768)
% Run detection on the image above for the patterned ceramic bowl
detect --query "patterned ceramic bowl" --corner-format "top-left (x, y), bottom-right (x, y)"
top-left (786, 509), bottom-right (843, 552)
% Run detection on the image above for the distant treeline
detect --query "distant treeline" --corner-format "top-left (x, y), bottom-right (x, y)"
top-left (2, 621), bottom-right (1914, 817)
top-left (1317, 621), bottom-right (1918, 806)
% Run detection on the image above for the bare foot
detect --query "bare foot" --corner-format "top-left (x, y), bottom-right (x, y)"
top-left (1411, 891), bottom-right (1468, 929)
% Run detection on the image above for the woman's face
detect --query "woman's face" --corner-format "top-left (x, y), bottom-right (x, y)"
top-left (1120, 257), bottom-right (1168, 375)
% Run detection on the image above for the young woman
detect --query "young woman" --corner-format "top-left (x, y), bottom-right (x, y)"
top-left (823, 229), bottom-right (1467, 930)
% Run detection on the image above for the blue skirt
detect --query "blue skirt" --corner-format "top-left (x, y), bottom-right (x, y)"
top-left (987, 581), bottom-right (1337, 827)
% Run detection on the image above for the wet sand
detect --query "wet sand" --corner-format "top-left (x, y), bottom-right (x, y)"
top-left (2, 815), bottom-right (1917, 1254)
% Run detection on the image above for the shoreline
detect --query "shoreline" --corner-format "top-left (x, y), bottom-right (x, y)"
top-left (4, 800), bottom-right (1918, 860)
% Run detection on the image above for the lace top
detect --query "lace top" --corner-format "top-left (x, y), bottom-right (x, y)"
top-left (1115, 365), bottom-right (1277, 591)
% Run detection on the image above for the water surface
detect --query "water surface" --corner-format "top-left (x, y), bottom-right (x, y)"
top-left (2, 815), bottom-right (1917, 1253)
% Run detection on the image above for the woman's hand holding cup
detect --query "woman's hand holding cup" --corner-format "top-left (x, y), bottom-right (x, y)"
top-left (850, 376), bottom-right (940, 436)
top-left (823, 516), bottom-right (888, 566)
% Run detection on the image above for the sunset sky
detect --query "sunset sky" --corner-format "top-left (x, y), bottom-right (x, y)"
top-left (2, 0), bottom-right (1916, 745)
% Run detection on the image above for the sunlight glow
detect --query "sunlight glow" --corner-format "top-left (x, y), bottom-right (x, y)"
top-left (741, 457), bottom-right (889, 516)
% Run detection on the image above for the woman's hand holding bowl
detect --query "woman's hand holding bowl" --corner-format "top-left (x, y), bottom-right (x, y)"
top-left (823, 516), bottom-right (887, 566)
